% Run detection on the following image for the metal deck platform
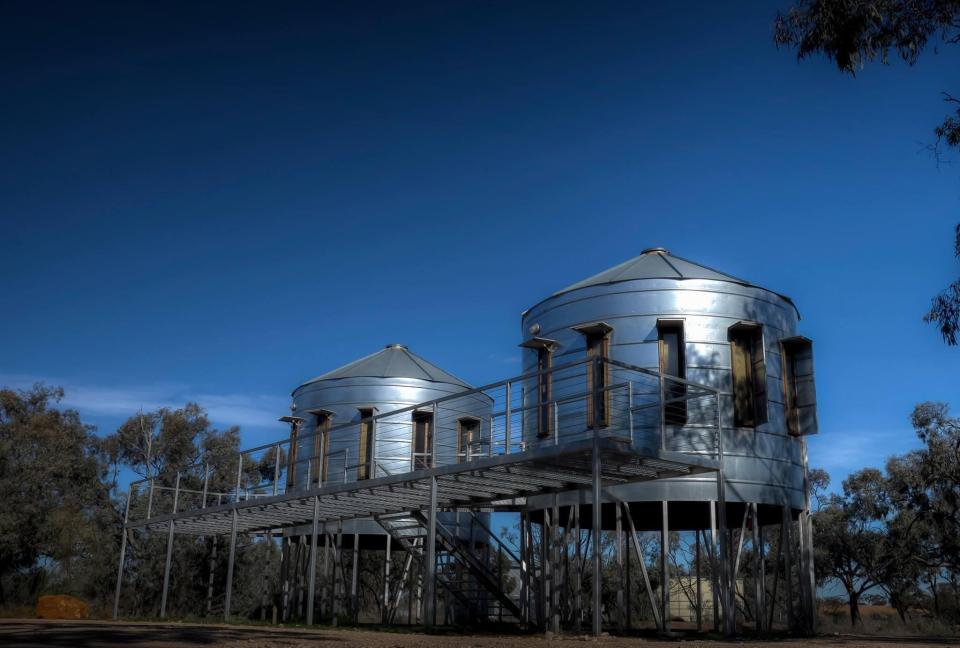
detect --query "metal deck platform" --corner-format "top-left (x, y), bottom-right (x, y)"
top-left (129, 437), bottom-right (719, 536)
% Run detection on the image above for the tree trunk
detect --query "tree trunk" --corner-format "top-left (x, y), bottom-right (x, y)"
top-left (848, 591), bottom-right (861, 627)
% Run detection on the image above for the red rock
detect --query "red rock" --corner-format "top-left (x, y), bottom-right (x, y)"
top-left (36, 594), bottom-right (90, 620)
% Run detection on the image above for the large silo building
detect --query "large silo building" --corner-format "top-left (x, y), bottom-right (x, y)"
top-left (517, 247), bottom-right (817, 631)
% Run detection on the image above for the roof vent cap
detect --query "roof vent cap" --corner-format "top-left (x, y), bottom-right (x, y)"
top-left (385, 343), bottom-right (408, 350)
top-left (641, 247), bottom-right (669, 255)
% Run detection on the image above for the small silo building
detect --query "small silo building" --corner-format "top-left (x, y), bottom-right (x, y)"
top-left (286, 343), bottom-right (493, 538)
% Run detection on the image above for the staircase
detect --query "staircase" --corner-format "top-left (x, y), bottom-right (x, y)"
top-left (376, 511), bottom-right (523, 625)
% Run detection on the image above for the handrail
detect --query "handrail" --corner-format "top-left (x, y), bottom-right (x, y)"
top-left (124, 356), bottom-right (722, 509)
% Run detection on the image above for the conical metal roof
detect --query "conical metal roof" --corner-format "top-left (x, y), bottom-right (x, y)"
top-left (543, 247), bottom-right (797, 314)
top-left (554, 247), bottom-right (753, 295)
top-left (298, 344), bottom-right (472, 389)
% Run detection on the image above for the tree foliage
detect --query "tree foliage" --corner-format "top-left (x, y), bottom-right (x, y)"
top-left (813, 401), bottom-right (960, 627)
top-left (0, 385), bottom-right (114, 607)
top-left (922, 225), bottom-right (960, 345)
top-left (775, 1), bottom-right (960, 345)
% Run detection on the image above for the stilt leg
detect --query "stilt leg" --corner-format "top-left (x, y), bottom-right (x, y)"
top-left (224, 509), bottom-right (238, 622)
top-left (424, 476), bottom-right (437, 628)
top-left (591, 439), bottom-right (602, 636)
top-left (661, 501), bottom-right (670, 634)
top-left (306, 497), bottom-right (319, 625)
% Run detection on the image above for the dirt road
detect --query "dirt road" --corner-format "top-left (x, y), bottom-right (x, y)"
top-left (0, 619), bottom-right (957, 648)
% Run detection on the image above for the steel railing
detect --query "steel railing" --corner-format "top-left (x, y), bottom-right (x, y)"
top-left (124, 357), bottom-right (721, 526)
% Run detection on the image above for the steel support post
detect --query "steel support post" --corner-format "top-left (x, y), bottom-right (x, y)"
top-left (224, 508), bottom-right (238, 622)
top-left (615, 501), bottom-right (624, 631)
top-left (591, 436), bottom-right (602, 636)
top-left (660, 500), bottom-right (669, 634)
top-left (306, 497), bottom-right (320, 625)
top-left (280, 538), bottom-right (291, 621)
top-left (625, 518), bottom-right (631, 630)
top-left (800, 437), bottom-right (816, 634)
top-left (622, 502), bottom-right (661, 631)
top-left (424, 475), bottom-right (438, 628)
top-left (710, 502), bottom-right (720, 632)
top-left (334, 522), bottom-right (342, 626)
top-left (540, 507), bottom-right (549, 628)
top-left (551, 496), bottom-right (561, 634)
top-left (768, 519), bottom-right (783, 631)
top-left (519, 510), bottom-right (528, 627)
top-left (351, 533), bottom-right (360, 622)
top-left (574, 504), bottom-right (582, 633)
top-left (714, 391), bottom-right (733, 637)
top-left (260, 531), bottom-right (269, 621)
top-left (752, 505), bottom-right (763, 633)
top-left (382, 533), bottom-right (392, 624)
top-left (321, 530), bottom-right (331, 622)
top-left (799, 509), bottom-right (816, 633)
top-left (695, 527), bottom-right (702, 631)
top-left (160, 472), bottom-right (181, 619)
top-left (112, 492), bottom-right (131, 620)
top-left (782, 504), bottom-right (795, 631)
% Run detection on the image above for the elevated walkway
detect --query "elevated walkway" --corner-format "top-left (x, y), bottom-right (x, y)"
top-left (114, 357), bottom-right (727, 634)
top-left (129, 438), bottom-right (718, 536)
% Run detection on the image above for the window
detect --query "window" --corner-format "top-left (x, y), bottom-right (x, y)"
top-left (657, 320), bottom-right (688, 426)
top-left (412, 410), bottom-right (433, 470)
top-left (729, 323), bottom-right (768, 428)
top-left (520, 337), bottom-right (557, 439)
top-left (312, 411), bottom-right (332, 485)
top-left (357, 408), bottom-right (374, 480)
top-left (782, 337), bottom-right (818, 436)
top-left (457, 417), bottom-right (479, 462)
top-left (574, 322), bottom-right (612, 428)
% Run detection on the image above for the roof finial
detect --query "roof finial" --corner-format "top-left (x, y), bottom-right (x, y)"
top-left (641, 247), bottom-right (669, 255)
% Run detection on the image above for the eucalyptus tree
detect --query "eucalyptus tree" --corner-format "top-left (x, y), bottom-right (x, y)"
top-left (774, 0), bottom-right (960, 344)
top-left (0, 385), bottom-right (113, 608)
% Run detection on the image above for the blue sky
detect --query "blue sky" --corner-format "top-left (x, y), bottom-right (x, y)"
top-left (1, 2), bottom-right (957, 492)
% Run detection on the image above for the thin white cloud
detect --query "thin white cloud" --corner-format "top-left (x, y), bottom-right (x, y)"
top-left (0, 373), bottom-right (287, 431)
top-left (807, 426), bottom-right (922, 487)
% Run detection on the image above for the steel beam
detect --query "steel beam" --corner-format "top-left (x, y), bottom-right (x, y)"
top-left (224, 508), bottom-right (238, 622)
top-left (112, 492), bottom-right (131, 620)
top-left (423, 475), bottom-right (438, 627)
top-left (160, 472), bottom-right (181, 619)
top-left (660, 500), bottom-right (669, 634)
top-left (306, 497), bottom-right (319, 625)
top-left (622, 502), bottom-right (661, 631)
top-left (591, 437), bottom-right (602, 636)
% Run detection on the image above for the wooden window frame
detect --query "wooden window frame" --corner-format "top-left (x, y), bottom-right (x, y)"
top-left (280, 416), bottom-right (305, 489)
top-left (781, 336), bottom-right (817, 436)
top-left (519, 337), bottom-right (558, 439)
top-left (308, 409), bottom-right (333, 485)
top-left (573, 322), bottom-right (613, 428)
top-left (412, 410), bottom-right (433, 470)
top-left (357, 407), bottom-right (375, 481)
top-left (657, 319), bottom-right (688, 426)
top-left (728, 322), bottom-right (768, 429)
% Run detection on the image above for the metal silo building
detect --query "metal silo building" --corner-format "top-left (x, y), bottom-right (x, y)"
top-left (281, 344), bottom-right (495, 622)
top-left (518, 247), bottom-right (818, 633)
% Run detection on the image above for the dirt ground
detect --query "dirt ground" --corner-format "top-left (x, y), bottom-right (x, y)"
top-left (0, 619), bottom-right (958, 648)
